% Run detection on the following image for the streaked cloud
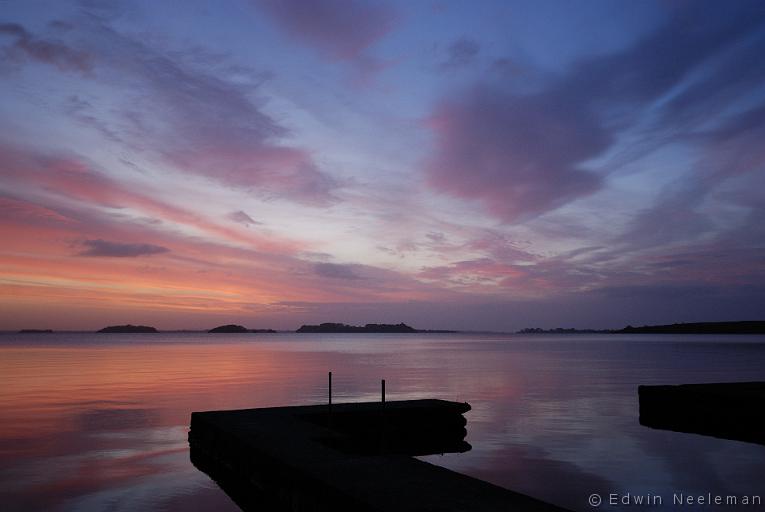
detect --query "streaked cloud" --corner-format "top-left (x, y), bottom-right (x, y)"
top-left (0, 22), bottom-right (92, 72)
top-left (78, 239), bottom-right (169, 257)
top-left (227, 211), bottom-right (261, 227)
top-left (314, 262), bottom-right (362, 280)
top-left (2, 18), bottom-right (338, 206)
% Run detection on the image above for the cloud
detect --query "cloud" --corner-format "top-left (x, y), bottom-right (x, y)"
top-left (227, 210), bottom-right (260, 227)
top-left (425, 231), bottom-right (446, 243)
top-left (5, 19), bottom-right (338, 206)
top-left (419, 258), bottom-right (520, 287)
top-left (78, 239), bottom-right (169, 257)
top-left (440, 37), bottom-right (479, 70)
top-left (254, 0), bottom-right (397, 84)
top-left (0, 22), bottom-right (92, 72)
top-left (0, 196), bottom-right (74, 225)
top-left (424, 1), bottom-right (765, 224)
top-left (313, 262), bottom-right (362, 280)
top-left (613, 98), bottom-right (765, 253)
top-left (426, 84), bottom-right (606, 222)
top-left (0, 144), bottom-right (304, 254)
top-left (96, 24), bottom-right (338, 205)
top-left (255, 0), bottom-right (397, 60)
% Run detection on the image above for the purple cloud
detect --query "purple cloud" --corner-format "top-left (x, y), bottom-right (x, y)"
top-left (314, 262), bottom-right (361, 280)
top-left (255, 0), bottom-right (397, 60)
top-left (227, 210), bottom-right (260, 227)
top-left (425, 1), bottom-right (765, 224)
top-left (440, 37), bottom-right (479, 70)
top-left (5, 19), bottom-right (338, 206)
top-left (426, 85), bottom-right (606, 223)
top-left (0, 22), bottom-right (92, 72)
top-left (78, 239), bottom-right (169, 257)
top-left (96, 26), bottom-right (339, 205)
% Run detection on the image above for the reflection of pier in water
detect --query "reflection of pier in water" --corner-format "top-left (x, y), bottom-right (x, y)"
top-left (639, 382), bottom-right (765, 445)
top-left (189, 398), bottom-right (569, 512)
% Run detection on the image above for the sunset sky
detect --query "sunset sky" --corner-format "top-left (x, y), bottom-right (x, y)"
top-left (1, 0), bottom-right (764, 331)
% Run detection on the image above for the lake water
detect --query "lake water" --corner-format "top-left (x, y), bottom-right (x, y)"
top-left (1, 332), bottom-right (763, 511)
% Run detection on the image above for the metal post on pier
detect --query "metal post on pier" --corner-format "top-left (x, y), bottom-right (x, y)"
top-left (380, 378), bottom-right (386, 453)
top-left (328, 371), bottom-right (333, 428)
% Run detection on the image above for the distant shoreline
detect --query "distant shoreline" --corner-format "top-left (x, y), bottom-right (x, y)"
top-left (6, 320), bottom-right (765, 335)
top-left (517, 321), bottom-right (765, 335)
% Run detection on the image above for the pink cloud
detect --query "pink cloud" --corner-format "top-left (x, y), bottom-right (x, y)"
top-left (5, 20), bottom-right (339, 206)
top-left (0, 145), bottom-right (306, 255)
top-left (166, 144), bottom-right (337, 206)
top-left (0, 196), bottom-right (74, 225)
top-left (0, 146), bottom-right (455, 319)
top-left (425, 85), bottom-right (605, 223)
top-left (0, 195), bottom-right (458, 330)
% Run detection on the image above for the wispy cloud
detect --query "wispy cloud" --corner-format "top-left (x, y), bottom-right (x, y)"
top-left (227, 210), bottom-right (261, 227)
top-left (78, 239), bottom-right (169, 257)
top-left (0, 22), bottom-right (92, 73)
top-left (314, 262), bottom-right (362, 280)
top-left (2, 18), bottom-right (338, 206)
top-left (0, 144), bottom-right (305, 254)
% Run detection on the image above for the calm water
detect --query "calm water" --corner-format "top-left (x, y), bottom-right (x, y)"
top-left (1, 332), bottom-right (763, 511)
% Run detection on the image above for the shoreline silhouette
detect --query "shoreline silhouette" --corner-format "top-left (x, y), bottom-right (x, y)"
top-left (9, 320), bottom-right (765, 336)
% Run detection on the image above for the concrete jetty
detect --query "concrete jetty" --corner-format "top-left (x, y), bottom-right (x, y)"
top-left (189, 399), bottom-right (568, 511)
top-left (639, 382), bottom-right (765, 445)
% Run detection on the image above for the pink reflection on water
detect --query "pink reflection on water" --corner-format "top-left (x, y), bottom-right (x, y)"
top-left (1, 333), bottom-right (765, 511)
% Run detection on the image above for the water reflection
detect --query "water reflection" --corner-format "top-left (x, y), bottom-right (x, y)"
top-left (0, 333), bottom-right (764, 511)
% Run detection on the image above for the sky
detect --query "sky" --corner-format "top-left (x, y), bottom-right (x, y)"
top-left (1, 0), bottom-right (764, 331)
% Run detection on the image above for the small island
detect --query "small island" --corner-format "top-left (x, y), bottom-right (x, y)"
top-left (208, 324), bottom-right (278, 333)
top-left (97, 324), bottom-right (158, 333)
top-left (296, 322), bottom-right (455, 333)
top-left (209, 324), bottom-right (248, 333)
top-left (18, 329), bottom-right (54, 334)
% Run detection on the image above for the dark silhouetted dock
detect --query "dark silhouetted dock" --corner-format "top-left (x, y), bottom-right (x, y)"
top-left (189, 399), bottom-right (569, 511)
top-left (639, 382), bottom-right (765, 445)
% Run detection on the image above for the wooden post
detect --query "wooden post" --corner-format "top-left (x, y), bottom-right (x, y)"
top-left (381, 379), bottom-right (385, 404)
